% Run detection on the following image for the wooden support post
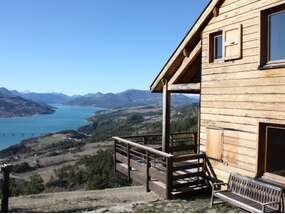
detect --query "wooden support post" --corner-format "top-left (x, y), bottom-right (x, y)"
top-left (114, 140), bottom-right (117, 173)
top-left (1, 167), bottom-right (10, 213)
top-left (162, 80), bottom-right (171, 153)
top-left (143, 136), bottom-right (148, 145)
top-left (197, 95), bottom-right (201, 154)
top-left (145, 151), bottom-right (150, 192)
top-left (165, 157), bottom-right (173, 200)
top-left (194, 133), bottom-right (198, 154)
top-left (127, 144), bottom-right (131, 182)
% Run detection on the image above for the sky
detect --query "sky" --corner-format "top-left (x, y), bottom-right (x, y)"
top-left (0, 0), bottom-right (209, 95)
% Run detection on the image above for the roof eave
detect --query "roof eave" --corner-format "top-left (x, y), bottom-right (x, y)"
top-left (150, 0), bottom-right (224, 93)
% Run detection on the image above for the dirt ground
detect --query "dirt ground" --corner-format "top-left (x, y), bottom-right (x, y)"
top-left (9, 186), bottom-right (241, 213)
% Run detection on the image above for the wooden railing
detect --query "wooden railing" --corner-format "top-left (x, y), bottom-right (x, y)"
top-left (113, 136), bottom-right (174, 199)
top-left (121, 132), bottom-right (198, 155)
top-left (113, 135), bottom-right (208, 199)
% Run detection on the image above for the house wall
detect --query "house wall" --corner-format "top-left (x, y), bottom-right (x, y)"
top-left (200, 0), bottom-right (285, 181)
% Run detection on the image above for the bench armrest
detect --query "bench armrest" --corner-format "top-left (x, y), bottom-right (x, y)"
top-left (210, 181), bottom-right (228, 191)
top-left (261, 201), bottom-right (281, 212)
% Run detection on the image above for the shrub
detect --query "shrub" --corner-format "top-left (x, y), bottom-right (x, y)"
top-left (46, 149), bottom-right (129, 191)
top-left (25, 174), bottom-right (45, 195)
top-left (127, 113), bottom-right (144, 123)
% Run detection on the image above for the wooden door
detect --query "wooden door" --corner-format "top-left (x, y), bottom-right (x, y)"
top-left (258, 123), bottom-right (285, 183)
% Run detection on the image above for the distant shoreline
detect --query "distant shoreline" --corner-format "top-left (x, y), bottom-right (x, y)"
top-left (0, 105), bottom-right (99, 151)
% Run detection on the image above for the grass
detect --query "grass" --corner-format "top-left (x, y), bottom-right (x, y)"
top-left (134, 195), bottom-right (241, 213)
top-left (37, 134), bottom-right (66, 145)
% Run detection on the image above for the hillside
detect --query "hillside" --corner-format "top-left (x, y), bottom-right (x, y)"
top-left (66, 89), bottom-right (197, 108)
top-left (0, 96), bottom-right (55, 118)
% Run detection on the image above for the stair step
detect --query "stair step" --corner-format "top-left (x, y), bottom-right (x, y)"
top-left (173, 179), bottom-right (207, 190)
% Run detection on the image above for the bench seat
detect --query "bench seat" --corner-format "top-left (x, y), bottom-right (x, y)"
top-left (215, 191), bottom-right (278, 213)
top-left (210, 173), bottom-right (283, 213)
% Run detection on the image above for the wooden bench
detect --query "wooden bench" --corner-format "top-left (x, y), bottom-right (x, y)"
top-left (210, 173), bottom-right (283, 213)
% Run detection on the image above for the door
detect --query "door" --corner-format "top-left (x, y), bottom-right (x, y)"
top-left (258, 123), bottom-right (285, 183)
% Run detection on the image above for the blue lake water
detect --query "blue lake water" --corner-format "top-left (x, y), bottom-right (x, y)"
top-left (0, 105), bottom-right (99, 150)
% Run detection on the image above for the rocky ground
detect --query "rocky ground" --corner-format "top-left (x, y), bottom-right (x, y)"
top-left (9, 186), bottom-right (241, 213)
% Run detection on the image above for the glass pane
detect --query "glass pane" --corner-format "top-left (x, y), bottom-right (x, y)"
top-left (269, 11), bottom-right (285, 61)
top-left (267, 127), bottom-right (285, 176)
top-left (214, 35), bottom-right (223, 59)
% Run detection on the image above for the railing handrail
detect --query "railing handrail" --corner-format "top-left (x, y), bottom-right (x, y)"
top-left (121, 131), bottom-right (197, 139)
top-left (112, 136), bottom-right (173, 158)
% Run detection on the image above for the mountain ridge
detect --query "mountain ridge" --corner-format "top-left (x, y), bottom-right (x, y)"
top-left (0, 87), bottom-right (198, 108)
top-left (66, 89), bottom-right (198, 108)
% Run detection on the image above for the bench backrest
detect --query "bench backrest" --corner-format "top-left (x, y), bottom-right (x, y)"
top-left (228, 173), bottom-right (283, 210)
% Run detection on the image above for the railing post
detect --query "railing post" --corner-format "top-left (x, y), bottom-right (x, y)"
top-left (194, 132), bottom-right (198, 154)
top-left (165, 156), bottom-right (173, 200)
top-left (1, 166), bottom-right (10, 213)
top-left (114, 140), bottom-right (117, 173)
top-left (146, 151), bottom-right (150, 192)
top-left (127, 144), bottom-right (131, 182)
top-left (143, 136), bottom-right (148, 145)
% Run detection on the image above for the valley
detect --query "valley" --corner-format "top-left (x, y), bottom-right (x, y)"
top-left (0, 103), bottom-right (198, 196)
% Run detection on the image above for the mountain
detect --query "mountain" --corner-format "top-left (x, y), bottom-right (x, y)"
top-left (66, 89), bottom-right (198, 108)
top-left (20, 92), bottom-right (72, 104)
top-left (0, 96), bottom-right (55, 118)
top-left (0, 87), bottom-right (73, 105)
top-left (0, 87), bottom-right (19, 97)
top-left (0, 87), bottom-right (198, 109)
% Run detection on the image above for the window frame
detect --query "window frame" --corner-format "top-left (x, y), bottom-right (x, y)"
top-left (214, 34), bottom-right (223, 60)
top-left (209, 30), bottom-right (223, 63)
top-left (260, 4), bottom-right (285, 69)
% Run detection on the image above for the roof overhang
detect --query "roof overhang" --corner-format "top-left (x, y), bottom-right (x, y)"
top-left (150, 0), bottom-right (224, 92)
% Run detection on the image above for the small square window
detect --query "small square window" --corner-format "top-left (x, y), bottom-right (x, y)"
top-left (209, 31), bottom-right (223, 63)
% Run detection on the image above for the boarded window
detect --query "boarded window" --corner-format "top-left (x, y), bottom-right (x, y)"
top-left (206, 128), bottom-right (223, 160)
top-left (223, 24), bottom-right (242, 61)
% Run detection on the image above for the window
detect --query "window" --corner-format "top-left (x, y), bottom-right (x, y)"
top-left (261, 4), bottom-right (285, 68)
top-left (209, 31), bottom-right (223, 62)
top-left (214, 35), bottom-right (223, 59)
top-left (269, 11), bottom-right (285, 61)
top-left (209, 25), bottom-right (242, 63)
top-left (258, 123), bottom-right (285, 183)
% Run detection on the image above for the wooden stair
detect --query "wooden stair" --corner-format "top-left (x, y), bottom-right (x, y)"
top-left (116, 158), bottom-right (210, 199)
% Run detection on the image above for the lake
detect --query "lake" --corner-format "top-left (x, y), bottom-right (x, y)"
top-left (0, 105), bottom-right (100, 150)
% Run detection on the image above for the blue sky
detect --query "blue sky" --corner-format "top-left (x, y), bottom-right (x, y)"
top-left (0, 0), bottom-right (209, 95)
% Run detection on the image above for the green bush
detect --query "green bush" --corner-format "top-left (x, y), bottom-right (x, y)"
top-left (46, 149), bottom-right (129, 191)
top-left (25, 174), bottom-right (45, 195)
top-left (9, 174), bottom-right (45, 196)
top-left (127, 113), bottom-right (144, 124)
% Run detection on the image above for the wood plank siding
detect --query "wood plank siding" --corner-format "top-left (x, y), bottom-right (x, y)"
top-left (200, 0), bottom-right (285, 181)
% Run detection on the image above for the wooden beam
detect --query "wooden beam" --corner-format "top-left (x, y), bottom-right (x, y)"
top-left (168, 41), bottom-right (202, 86)
top-left (162, 80), bottom-right (171, 153)
top-left (168, 83), bottom-right (201, 93)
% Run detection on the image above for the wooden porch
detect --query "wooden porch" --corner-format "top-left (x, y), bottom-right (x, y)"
top-left (113, 132), bottom-right (216, 199)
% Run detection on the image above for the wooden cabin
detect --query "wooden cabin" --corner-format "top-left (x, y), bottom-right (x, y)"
top-left (151, 0), bottom-right (285, 185)
top-left (114, 0), bottom-right (285, 202)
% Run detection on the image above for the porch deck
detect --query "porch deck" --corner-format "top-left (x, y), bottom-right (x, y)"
top-left (113, 132), bottom-right (215, 199)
